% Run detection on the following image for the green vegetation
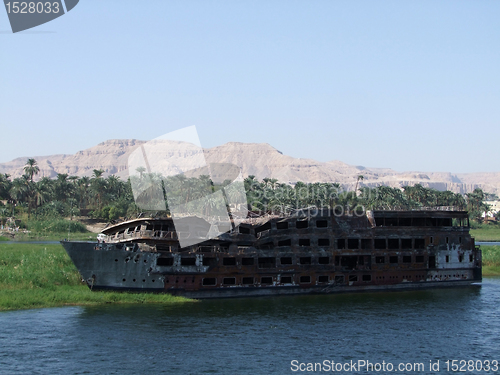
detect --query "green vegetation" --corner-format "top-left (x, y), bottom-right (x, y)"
top-left (0, 236), bottom-right (8, 241)
top-left (0, 159), bottom-right (498, 237)
top-left (481, 245), bottom-right (500, 276)
top-left (470, 223), bottom-right (500, 242)
top-left (0, 243), bottom-right (190, 311)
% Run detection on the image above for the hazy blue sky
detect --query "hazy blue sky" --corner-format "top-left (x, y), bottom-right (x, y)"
top-left (1, 0), bottom-right (499, 173)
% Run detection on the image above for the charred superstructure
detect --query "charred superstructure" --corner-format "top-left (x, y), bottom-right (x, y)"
top-left (62, 209), bottom-right (481, 298)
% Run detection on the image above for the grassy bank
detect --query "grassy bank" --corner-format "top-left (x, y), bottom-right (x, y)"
top-left (1, 218), bottom-right (97, 242)
top-left (470, 224), bottom-right (500, 242)
top-left (2, 231), bottom-right (96, 242)
top-left (481, 245), bottom-right (500, 276)
top-left (0, 243), bottom-right (190, 311)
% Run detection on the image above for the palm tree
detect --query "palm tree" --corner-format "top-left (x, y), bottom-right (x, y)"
top-left (33, 177), bottom-right (53, 209)
top-left (23, 158), bottom-right (40, 182)
top-left (0, 174), bottom-right (12, 201)
top-left (54, 174), bottom-right (73, 203)
top-left (90, 169), bottom-right (106, 211)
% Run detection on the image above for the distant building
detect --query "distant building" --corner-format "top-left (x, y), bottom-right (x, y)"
top-left (482, 200), bottom-right (500, 221)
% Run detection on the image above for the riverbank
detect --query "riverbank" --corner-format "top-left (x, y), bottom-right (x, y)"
top-left (0, 243), bottom-right (191, 311)
top-left (482, 245), bottom-right (500, 276)
top-left (470, 225), bottom-right (500, 242)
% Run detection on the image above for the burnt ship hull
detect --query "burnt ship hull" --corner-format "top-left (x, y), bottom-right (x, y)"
top-left (61, 209), bottom-right (482, 298)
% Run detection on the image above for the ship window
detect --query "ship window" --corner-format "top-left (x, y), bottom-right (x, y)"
top-left (340, 256), bottom-right (358, 269)
top-left (255, 222), bottom-right (271, 234)
top-left (362, 274), bottom-right (371, 281)
top-left (296, 220), bottom-right (308, 229)
top-left (389, 256), bottom-right (398, 264)
top-left (335, 256), bottom-right (340, 266)
top-left (181, 258), bottom-right (196, 266)
top-left (358, 256), bottom-right (365, 265)
top-left (202, 278), bottom-right (216, 286)
top-left (203, 257), bottom-right (217, 266)
top-left (401, 238), bottom-right (412, 249)
top-left (374, 238), bottom-right (386, 249)
top-left (337, 239), bottom-right (346, 249)
top-left (281, 257), bottom-right (293, 265)
top-left (430, 236), bottom-right (434, 244)
top-left (238, 226), bottom-right (250, 234)
top-left (298, 239), bottom-right (310, 246)
top-left (361, 239), bottom-right (372, 249)
top-left (157, 257), bottom-right (174, 266)
top-left (261, 276), bottom-right (273, 284)
top-left (198, 246), bottom-right (213, 252)
top-left (242, 277), bottom-right (254, 285)
top-left (413, 217), bottom-right (425, 226)
top-left (400, 218), bottom-right (412, 226)
top-left (446, 237), bottom-right (449, 244)
top-left (260, 241), bottom-right (274, 249)
top-left (348, 275), bottom-right (358, 282)
top-left (223, 257), bottom-right (236, 266)
top-left (348, 238), bottom-right (359, 249)
top-left (299, 276), bottom-right (311, 283)
top-left (375, 256), bottom-right (385, 264)
top-left (258, 257), bottom-right (276, 268)
top-left (316, 220), bottom-right (328, 228)
top-left (429, 255), bottom-right (436, 268)
top-left (223, 277), bottom-right (236, 285)
top-left (414, 239), bottom-right (425, 249)
top-left (146, 224), bottom-right (153, 231)
top-left (278, 239), bottom-right (291, 247)
top-left (335, 275), bottom-right (345, 284)
top-left (459, 254), bottom-right (463, 262)
top-left (415, 255), bottom-right (424, 263)
top-left (388, 239), bottom-right (399, 249)
top-left (318, 238), bottom-right (330, 246)
top-left (276, 221), bottom-right (288, 230)
top-left (318, 257), bottom-right (329, 265)
top-left (446, 255), bottom-right (449, 263)
top-left (299, 257), bottom-right (312, 265)
top-left (281, 276), bottom-right (293, 284)
top-left (385, 218), bottom-right (398, 226)
top-left (459, 237), bottom-right (462, 244)
top-left (242, 257), bottom-right (254, 266)
top-left (469, 254), bottom-right (473, 262)
top-left (156, 244), bottom-right (172, 252)
top-left (318, 275), bottom-right (329, 283)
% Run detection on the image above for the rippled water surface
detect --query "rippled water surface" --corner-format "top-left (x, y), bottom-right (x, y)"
top-left (1, 279), bottom-right (500, 374)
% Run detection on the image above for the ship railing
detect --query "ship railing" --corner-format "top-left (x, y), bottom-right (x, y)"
top-left (196, 245), bottom-right (219, 253)
top-left (114, 230), bottom-right (178, 240)
top-left (417, 206), bottom-right (463, 211)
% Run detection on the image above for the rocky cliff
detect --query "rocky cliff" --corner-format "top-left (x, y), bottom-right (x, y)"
top-left (1, 139), bottom-right (499, 195)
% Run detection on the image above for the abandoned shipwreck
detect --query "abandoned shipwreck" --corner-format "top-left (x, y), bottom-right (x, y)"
top-left (61, 208), bottom-right (482, 298)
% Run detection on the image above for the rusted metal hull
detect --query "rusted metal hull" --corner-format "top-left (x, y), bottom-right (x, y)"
top-left (61, 209), bottom-right (482, 299)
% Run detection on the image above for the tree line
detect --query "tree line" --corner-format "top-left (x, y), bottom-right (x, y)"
top-left (0, 159), bottom-right (496, 226)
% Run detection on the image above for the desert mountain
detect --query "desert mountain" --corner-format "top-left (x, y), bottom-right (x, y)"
top-left (1, 139), bottom-right (499, 195)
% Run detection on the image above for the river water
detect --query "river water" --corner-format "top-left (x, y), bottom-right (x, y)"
top-left (1, 279), bottom-right (499, 375)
